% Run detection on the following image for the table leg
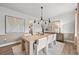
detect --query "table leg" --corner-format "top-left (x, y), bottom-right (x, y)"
top-left (29, 41), bottom-right (34, 55)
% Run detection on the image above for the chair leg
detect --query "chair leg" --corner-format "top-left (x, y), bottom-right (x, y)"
top-left (35, 50), bottom-right (39, 55)
top-left (35, 47), bottom-right (39, 55)
top-left (53, 40), bottom-right (56, 45)
top-left (43, 46), bottom-right (48, 55)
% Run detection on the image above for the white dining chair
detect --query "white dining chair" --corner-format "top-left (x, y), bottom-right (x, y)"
top-left (34, 37), bottom-right (48, 55)
top-left (48, 35), bottom-right (53, 44)
top-left (53, 34), bottom-right (57, 45)
top-left (47, 34), bottom-right (56, 47)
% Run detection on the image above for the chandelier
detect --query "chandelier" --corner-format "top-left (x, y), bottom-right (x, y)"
top-left (34, 6), bottom-right (51, 24)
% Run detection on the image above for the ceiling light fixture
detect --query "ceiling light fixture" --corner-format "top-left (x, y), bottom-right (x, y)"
top-left (34, 6), bottom-right (51, 24)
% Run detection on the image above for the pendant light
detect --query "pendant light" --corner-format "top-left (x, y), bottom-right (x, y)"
top-left (38, 22), bottom-right (39, 24)
top-left (45, 21), bottom-right (47, 24)
top-left (34, 20), bottom-right (36, 23)
top-left (49, 18), bottom-right (51, 23)
top-left (34, 6), bottom-right (51, 24)
top-left (41, 6), bottom-right (43, 20)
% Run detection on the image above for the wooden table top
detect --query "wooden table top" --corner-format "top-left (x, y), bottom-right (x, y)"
top-left (22, 33), bottom-right (53, 42)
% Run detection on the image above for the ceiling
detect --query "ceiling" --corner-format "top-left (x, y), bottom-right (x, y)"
top-left (0, 3), bottom-right (77, 18)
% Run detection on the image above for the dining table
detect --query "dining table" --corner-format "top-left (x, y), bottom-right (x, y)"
top-left (22, 33), bottom-right (54, 55)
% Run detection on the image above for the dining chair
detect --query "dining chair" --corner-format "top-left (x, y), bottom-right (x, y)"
top-left (47, 34), bottom-right (56, 47)
top-left (53, 34), bottom-right (57, 45)
top-left (34, 37), bottom-right (48, 55)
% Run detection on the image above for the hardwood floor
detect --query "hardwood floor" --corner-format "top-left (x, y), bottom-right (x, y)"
top-left (61, 42), bottom-right (77, 55)
top-left (38, 41), bottom-right (77, 55)
top-left (0, 41), bottom-right (77, 55)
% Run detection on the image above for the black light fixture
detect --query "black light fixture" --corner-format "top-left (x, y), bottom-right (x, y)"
top-left (34, 20), bottom-right (36, 23)
top-left (45, 21), bottom-right (47, 24)
top-left (49, 18), bottom-right (51, 23)
top-left (38, 22), bottom-right (39, 24)
top-left (34, 6), bottom-right (51, 24)
top-left (41, 6), bottom-right (43, 20)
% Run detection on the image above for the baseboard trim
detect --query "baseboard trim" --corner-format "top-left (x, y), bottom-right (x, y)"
top-left (64, 40), bottom-right (75, 44)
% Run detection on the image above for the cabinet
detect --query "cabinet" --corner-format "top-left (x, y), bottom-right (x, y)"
top-left (56, 33), bottom-right (64, 42)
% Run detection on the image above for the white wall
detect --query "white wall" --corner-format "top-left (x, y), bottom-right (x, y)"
top-left (52, 11), bottom-right (75, 33)
top-left (0, 6), bottom-right (75, 35)
top-left (0, 6), bottom-right (35, 35)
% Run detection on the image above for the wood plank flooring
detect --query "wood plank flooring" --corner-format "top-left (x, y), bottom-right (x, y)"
top-left (37, 41), bottom-right (77, 55)
top-left (0, 41), bottom-right (77, 55)
top-left (61, 42), bottom-right (77, 55)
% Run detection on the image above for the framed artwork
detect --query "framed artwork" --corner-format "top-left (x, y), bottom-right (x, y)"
top-left (5, 15), bottom-right (25, 33)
